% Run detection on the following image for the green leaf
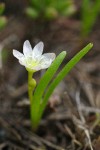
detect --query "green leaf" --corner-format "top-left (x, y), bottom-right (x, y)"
top-left (32, 51), bottom-right (67, 105)
top-left (0, 17), bottom-right (7, 30)
top-left (0, 3), bottom-right (5, 15)
top-left (41, 43), bottom-right (93, 113)
top-left (31, 51), bottom-right (66, 128)
top-left (31, 51), bottom-right (66, 120)
top-left (26, 7), bottom-right (39, 19)
top-left (45, 7), bottom-right (58, 19)
top-left (81, 0), bottom-right (100, 37)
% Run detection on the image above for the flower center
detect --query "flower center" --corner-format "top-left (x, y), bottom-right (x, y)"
top-left (26, 57), bottom-right (39, 69)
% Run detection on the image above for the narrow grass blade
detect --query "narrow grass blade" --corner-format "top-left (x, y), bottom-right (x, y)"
top-left (31, 50), bottom-right (67, 119)
top-left (41, 43), bottom-right (93, 113)
top-left (33, 51), bottom-right (66, 103)
top-left (31, 51), bottom-right (67, 127)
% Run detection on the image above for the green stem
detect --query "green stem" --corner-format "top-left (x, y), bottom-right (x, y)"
top-left (28, 71), bottom-right (36, 128)
top-left (31, 113), bottom-right (41, 131)
top-left (91, 113), bottom-right (100, 131)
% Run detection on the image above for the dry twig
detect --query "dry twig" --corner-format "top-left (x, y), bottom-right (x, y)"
top-left (75, 90), bottom-right (93, 150)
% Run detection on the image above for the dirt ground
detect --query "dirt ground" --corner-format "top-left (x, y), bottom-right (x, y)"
top-left (0, 0), bottom-right (100, 150)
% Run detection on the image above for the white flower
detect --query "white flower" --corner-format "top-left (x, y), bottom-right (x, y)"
top-left (13, 40), bottom-right (56, 72)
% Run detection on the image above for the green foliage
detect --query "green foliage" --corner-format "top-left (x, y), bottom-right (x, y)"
top-left (31, 51), bottom-right (66, 129)
top-left (0, 3), bottom-right (7, 30)
top-left (81, 0), bottom-right (100, 38)
top-left (26, 0), bottom-right (76, 20)
top-left (2, 48), bottom-right (9, 63)
top-left (26, 7), bottom-right (39, 19)
top-left (31, 43), bottom-right (93, 130)
top-left (0, 3), bottom-right (5, 15)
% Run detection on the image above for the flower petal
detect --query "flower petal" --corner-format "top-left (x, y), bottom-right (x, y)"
top-left (23, 40), bottom-right (32, 57)
top-left (32, 41), bottom-right (44, 59)
top-left (19, 58), bottom-right (26, 66)
top-left (13, 49), bottom-right (24, 60)
top-left (13, 40), bottom-right (56, 72)
top-left (42, 53), bottom-right (56, 61)
top-left (41, 61), bottom-right (52, 69)
top-left (39, 53), bottom-right (56, 69)
top-left (32, 65), bottom-right (42, 71)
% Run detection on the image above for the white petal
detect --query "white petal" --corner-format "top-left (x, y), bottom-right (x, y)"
top-left (41, 61), bottom-right (52, 69)
top-left (23, 40), bottom-right (32, 57)
top-left (32, 65), bottom-right (42, 71)
top-left (39, 53), bottom-right (56, 69)
top-left (32, 41), bottom-right (44, 59)
top-left (42, 53), bottom-right (56, 61)
top-left (19, 57), bottom-right (26, 66)
top-left (13, 49), bottom-right (24, 60)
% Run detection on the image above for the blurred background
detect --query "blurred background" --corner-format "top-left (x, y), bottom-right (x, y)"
top-left (0, 0), bottom-right (100, 149)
